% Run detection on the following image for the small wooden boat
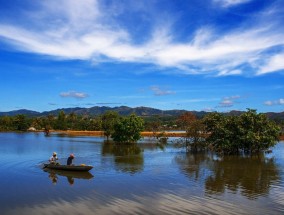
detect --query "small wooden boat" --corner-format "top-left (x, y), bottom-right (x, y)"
top-left (43, 163), bottom-right (93, 171)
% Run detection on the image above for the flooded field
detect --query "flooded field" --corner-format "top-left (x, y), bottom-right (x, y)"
top-left (0, 132), bottom-right (283, 215)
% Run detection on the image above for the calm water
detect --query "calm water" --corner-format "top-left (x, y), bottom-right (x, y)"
top-left (0, 132), bottom-right (284, 215)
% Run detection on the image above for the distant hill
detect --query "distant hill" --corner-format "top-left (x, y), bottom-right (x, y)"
top-left (0, 106), bottom-right (283, 120)
top-left (0, 109), bottom-right (40, 117)
top-left (265, 111), bottom-right (284, 121)
top-left (39, 106), bottom-right (190, 117)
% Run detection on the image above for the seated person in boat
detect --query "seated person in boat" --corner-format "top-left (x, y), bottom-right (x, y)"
top-left (67, 153), bottom-right (75, 165)
top-left (49, 152), bottom-right (59, 165)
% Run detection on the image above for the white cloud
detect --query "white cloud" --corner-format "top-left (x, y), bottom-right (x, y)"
top-left (258, 53), bottom-right (284, 75)
top-left (150, 86), bottom-right (176, 96)
top-left (218, 95), bottom-right (241, 108)
top-left (0, 0), bottom-right (283, 76)
top-left (60, 91), bottom-right (89, 99)
top-left (264, 98), bottom-right (284, 106)
top-left (214, 0), bottom-right (252, 7)
top-left (217, 69), bottom-right (242, 76)
top-left (219, 99), bottom-right (234, 107)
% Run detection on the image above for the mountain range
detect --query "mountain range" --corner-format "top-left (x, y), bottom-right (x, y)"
top-left (0, 106), bottom-right (283, 120)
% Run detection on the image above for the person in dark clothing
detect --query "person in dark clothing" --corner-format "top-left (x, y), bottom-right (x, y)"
top-left (67, 153), bottom-right (75, 165)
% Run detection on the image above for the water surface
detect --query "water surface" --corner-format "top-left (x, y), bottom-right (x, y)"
top-left (0, 132), bottom-right (283, 215)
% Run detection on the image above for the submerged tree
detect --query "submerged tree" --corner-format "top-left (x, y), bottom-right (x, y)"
top-left (204, 109), bottom-right (280, 154)
top-left (237, 109), bottom-right (280, 153)
top-left (177, 112), bottom-right (206, 151)
top-left (112, 114), bottom-right (144, 144)
top-left (102, 111), bottom-right (119, 141)
top-left (185, 119), bottom-right (207, 151)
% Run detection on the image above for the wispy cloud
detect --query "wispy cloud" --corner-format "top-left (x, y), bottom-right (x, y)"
top-left (202, 107), bottom-right (216, 112)
top-left (258, 53), bottom-right (284, 75)
top-left (48, 103), bottom-right (58, 106)
top-left (150, 86), bottom-right (176, 96)
top-left (60, 91), bottom-right (89, 99)
top-left (96, 103), bottom-right (123, 105)
top-left (264, 98), bottom-right (284, 106)
top-left (218, 95), bottom-right (241, 108)
top-left (0, 0), bottom-right (283, 76)
top-left (214, 0), bottom-right (252, 8)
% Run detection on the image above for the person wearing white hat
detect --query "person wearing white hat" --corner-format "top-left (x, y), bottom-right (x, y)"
top-left (49, 152), bottom-right (58, 164)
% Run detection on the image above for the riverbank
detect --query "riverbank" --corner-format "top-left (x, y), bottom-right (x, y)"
top-left (48, 130), bottom-right (284, 140)
top-left (54, 130), bottom-right (187, 137)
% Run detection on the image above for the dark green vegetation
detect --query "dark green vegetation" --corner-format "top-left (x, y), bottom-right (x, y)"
top-left (0, 108), bottom-right (282, 154)
top-left (175, 109), bottom-right (281, 154)
top-left (111, 114), bottom-right (144, 144)
top-left (101, 111), bottom-right (119, 141)
top-left (203, 109), bottom-right (281, 154)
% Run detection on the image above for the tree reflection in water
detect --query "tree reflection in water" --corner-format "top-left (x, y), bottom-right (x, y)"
top-left (175, 151), bottom-right (213, 181)
top-left (176, 152), bottom-right (280, 199)
top-left (102, 141), bottom-right (144, 174)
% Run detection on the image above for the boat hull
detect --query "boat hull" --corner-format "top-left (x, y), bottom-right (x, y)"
top-left (43, 163), bottom-right (93, 171)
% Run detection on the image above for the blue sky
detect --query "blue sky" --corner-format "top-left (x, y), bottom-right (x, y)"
top-left (0, 0), bottom-right (284, 113)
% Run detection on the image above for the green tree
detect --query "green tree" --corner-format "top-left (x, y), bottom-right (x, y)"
top-left (0, 116), bottom-right (13, 131)
top-left (112, 114), bottom-right (144, 144)
top-left (204, 109), bottom-right (280, 154)
top-left (102, 111), bottom-right (119, 140)
top-left (237, 109), bottom-right (280, 153)
top-left (13, 114), bottom-right (29, 131)
top-left (185, 119), bottom-right (206, 151)
top-left (31, 117), bottom-right (43, 130)
top-left (88, 117), bottom-right (102, 131)
top-left (55, 111), bottom-right (67, 130)
top-left (67, 112), bottom-right (77, 130)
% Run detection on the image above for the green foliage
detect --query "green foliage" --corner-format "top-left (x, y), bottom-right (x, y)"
top-left (102, 111), bottom-right (119, 140)
top-left (204, 109), bottom-right (280, 154)
top-left (55, 111), bottom-right (67, 130)
top-left (0, 116), bottom-right (13, 131)
top-left (66, 112), bottom-right (77, 130)
top-left (111, 114), bottom-right (144, 144)
top-left (143, 115), bottom-right (178, 130)
top-left (238, 109), bottom-right (280, 152)
top-left (13, 114), bottom-right (30, 131)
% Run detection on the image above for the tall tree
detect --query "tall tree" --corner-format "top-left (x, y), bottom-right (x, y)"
top-left (13, 114), bottom-right (29, 131)
top-left (55, 111), bottom-right (67, 130)
top-left (67, 112), bottom-right (77, 130)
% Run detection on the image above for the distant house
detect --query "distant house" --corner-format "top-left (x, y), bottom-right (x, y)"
top-left (28, 127), bottom-right (36, 131)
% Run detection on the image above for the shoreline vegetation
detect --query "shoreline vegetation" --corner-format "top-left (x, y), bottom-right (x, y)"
top-left (26, 130), bottom-right (284, 140)
top-left (46, 130), bottom-right (188, 137)
top-left (1, 109), bottom-right (283, 153)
